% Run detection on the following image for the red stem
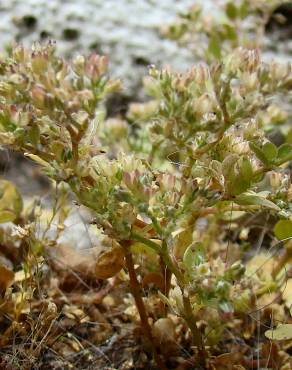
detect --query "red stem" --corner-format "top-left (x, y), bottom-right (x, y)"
top-left (122, 242), bottom-right (166, 370)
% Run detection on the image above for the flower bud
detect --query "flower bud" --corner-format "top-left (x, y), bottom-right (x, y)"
top-left (270, 61), bottom-right (291, 81)
top-left (9, 74), bottom-right (27, 89)
top-left (192, 93), bottom-right (215, 115)
top-left (193, 64), bottom-right (210, 86)
top-left (105, 118), bottom-right (128, 137)
top-left (30, 85), bottom-right (46, 108)
top-left (12, 45), bottom-right (25, 63)
top-left (241, 72), bottom-right (258, 92)
top-left (88, 54), bottom-right (108, 76)
top-left (228, 261), bottom-right (245, 279)
top-left (77, 89), bottom-right (95, 102)
top-left (31, 52), bottom-right (48, 74)
top-left (72, 55), bottom-right (85, 76)
top-left (215, 280), bottom-right (230, 295)
top-left (71, 111), bottom-right (89, 126)
top-left (245, 49), bottom-right (260, 73)
top-left (171, 76), bottom-right (185, 92)
top-left (0, 82), bottom-right (14, 97)
top-left (0, 132), bottom-right (15, 145)
top-left (149, 65), bottom-right (159, 78)
top-left (269, 171), bottom-right (282, 190)
top-left (233, 290), bottom-right (251, 313)
top-left (226, 48), bottom-right (260, 73)
top-left (105, 79), bottom-right (122, 93)
top-left (85, 54), bottom-right (108, 83)
top-left (267, 104), bottom-right (287, 124)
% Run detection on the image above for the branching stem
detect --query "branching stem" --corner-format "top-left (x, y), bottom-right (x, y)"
top-left (272, 248), bottom-right (292, 278)
top-left (121, 241), bottom-right (166, 370)
top-left (130, 233), bottom-right (206, 363)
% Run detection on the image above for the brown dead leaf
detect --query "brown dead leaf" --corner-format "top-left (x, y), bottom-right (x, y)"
top-left (142, 272), bottom-right (165, 291)
top-left (63, 304), bottom-right (90, 323)
top-left (257, 291), bottom-right (285, 322)
top-left (211, 352), bottom-right (244, 370)
top-left (50, 243), bottom-right (102, 278)
top-left (0, 265), bottom-right (14, 294)
top-left (245, 252), bottom-right (277, 281)
top-left (153, 317), bottom-right (179, 356)
top-left (95, 244), bottom-right (125, 279)
top-left (51, 241), bottom-right (125, 280)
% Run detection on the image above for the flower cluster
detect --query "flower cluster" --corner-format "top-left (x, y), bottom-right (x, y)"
top-left (0, 42), bottom-right (121, 182)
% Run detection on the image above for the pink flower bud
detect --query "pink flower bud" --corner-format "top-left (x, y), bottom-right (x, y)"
top-left (30, 85), bottom-right (46, 108)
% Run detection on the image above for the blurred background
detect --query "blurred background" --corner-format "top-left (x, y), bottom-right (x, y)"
top-left (0, 0), bottom-right (291, 241)
top-left (0, 1), bottom-right (197, 92)
top-left (0, 0), bottom-right (290, 115)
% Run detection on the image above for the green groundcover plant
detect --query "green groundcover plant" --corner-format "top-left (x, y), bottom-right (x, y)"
top-left (0, 42), bottom-right (291, 368)
top-left (0, 3), bottom-right (291, 369)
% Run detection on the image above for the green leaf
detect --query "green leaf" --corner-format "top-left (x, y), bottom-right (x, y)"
top-left (131, 241), bottom-right (157, 259)
top-left (222, 155), bottom-right (253, 196)
top-left (222, 154), bottom-right (238, 175)
top-left (50, 141), bottom-right (65, 161)
top-left (0, 210), bottom-right (16, 223)
top-left (223, 24), bottom-right (238, 41)
top-left (208, 36), bottom-right (221, 59)
top-left (276, 143), bottom-right (292, 165)
top-left (183, 242), bottom-right (205, 272)
top-left (238, 1), bottom-right (248, 19)
top-left (158, 291), bottom-right (173, 308)
top-left (274, 220), bottom-right (292, 240)
top-left (225, 2), bottom-right (237, 19)
top-left (27, 125), bottom-right (40, 146)
top-left (287, 128), bottom-right (292, 144)
top-left (249, 142), bottom-right (270, 166)
top-left (235, 192), bottom-right (280, 211)
top-left (0, 180), bottom-right (23, 223)
top-left (240, 157), bottom-right (253, 182)
top-left (262, 142), bottom-right (277, 162)
top-left (265, 324), bottom-right (292, 341)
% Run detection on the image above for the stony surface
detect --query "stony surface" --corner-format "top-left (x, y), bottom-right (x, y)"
top-left (0, 0), bottom-right (195, 92)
